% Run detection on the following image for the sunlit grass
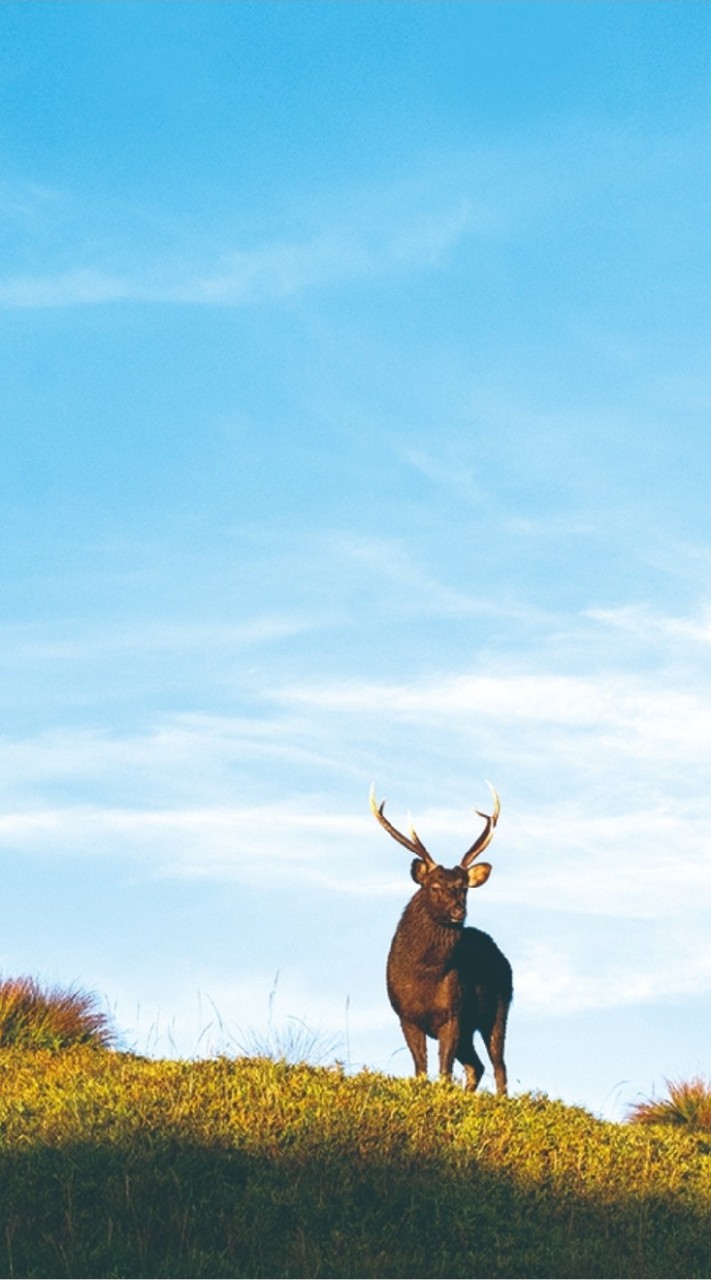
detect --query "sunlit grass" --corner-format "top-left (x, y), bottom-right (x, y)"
top-left (0, 1049), bottom-right (708, 1278)
top-left (0, 975), bottom-right (116, 1050)
top-left (627, 1076), bottom-right (711, 1131)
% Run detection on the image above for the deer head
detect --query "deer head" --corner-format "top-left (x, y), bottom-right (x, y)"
top-left (369, 782), bottom-right (500, 926)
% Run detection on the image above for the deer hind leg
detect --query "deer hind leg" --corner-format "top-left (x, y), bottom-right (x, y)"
top-left (455, 1031), bottom-right (485, 1092)
top-left (400, 1019), bottom-right (428, 1077)
top-left (484, 1002), bottom-right (509, 1096)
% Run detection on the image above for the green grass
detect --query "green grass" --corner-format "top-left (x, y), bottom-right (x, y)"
top-left (0, 1049), bottom-right (708, 1278)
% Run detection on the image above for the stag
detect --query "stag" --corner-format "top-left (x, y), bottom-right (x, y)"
top-left (371, 782), bottom-right (512, 1094)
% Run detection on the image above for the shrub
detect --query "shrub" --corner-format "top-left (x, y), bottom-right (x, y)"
top-left (627, 1076), bottom-right (711, 1130)
top-left (0, 975), bottom-right (116, 1050)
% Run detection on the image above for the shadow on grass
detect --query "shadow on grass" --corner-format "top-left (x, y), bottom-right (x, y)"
top-left (0, 1134), bottom-right (708, 1279)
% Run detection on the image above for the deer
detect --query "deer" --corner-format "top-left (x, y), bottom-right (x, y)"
top-left (370, 781), bottom-right (512, 1094)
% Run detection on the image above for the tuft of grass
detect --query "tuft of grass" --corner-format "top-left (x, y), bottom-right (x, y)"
top-left (197, 974), bottom-right (344, 1067)
top-left (0, 975), bottom-right (117, 1050)
top-left (237, 1016), bottom-right (342, 1067)
top-left (627, 1076), bottom-right (711, 1131)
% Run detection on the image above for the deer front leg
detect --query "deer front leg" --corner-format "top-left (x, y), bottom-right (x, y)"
top-left (437, 1018), bottom-right (459, 1080)
top-left (400, 1019), bottom-right (428, 1076)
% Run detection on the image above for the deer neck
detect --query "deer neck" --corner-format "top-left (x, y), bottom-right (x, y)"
top-left (402, 891), bottom-right (461, 964)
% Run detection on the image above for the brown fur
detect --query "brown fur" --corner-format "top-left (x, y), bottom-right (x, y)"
top-left (386, 862), bottom-right (512, 1093)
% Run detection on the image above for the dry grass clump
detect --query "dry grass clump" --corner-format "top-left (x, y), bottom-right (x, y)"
top-left (627, 1076), bottom-right (711, 1131)
top-left (0, 975), bottom-right (116, 1050)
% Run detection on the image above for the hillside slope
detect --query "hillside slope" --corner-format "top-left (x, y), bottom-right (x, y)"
top-left (0, 1049), bottom-right (708, 1278)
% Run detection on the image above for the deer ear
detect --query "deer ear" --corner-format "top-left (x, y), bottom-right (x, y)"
top-left (410, 858), bottom-right (429, 884)
top-left (467, 862), bottom-right (492, 888)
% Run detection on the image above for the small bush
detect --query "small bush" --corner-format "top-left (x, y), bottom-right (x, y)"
top-left (0, 976), bottom-right (116, 1050)
top-left (627, 1076), bottom-right (711, 1130)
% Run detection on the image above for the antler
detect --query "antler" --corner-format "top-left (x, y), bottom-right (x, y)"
top-left (369, 784), bottom-right (437, 869)
top-left (460, 782), bottom-right (500, 869)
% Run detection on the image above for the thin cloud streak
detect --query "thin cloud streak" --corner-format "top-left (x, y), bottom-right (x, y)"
top-left (587, 602), bottom-right (711, 647)
top-left (8, 798), bottom-right (703, 1032)
top-left (0, 621), bottom-right (708, 1031)
top-left (516, 930), bottom-right (711, 1015)
top-left (280, 669), bottom-right (711, 759)
top-left (0, 794), bottom-right (705, 916)
top-left (331, 533), bottom-right (512, 619)
top-left (0, 615), bottom-right (322, 665)
top-left (0, 201), bottom-right (473, 309)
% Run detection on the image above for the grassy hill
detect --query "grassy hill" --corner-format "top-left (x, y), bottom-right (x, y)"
top-left (0, 1047), bottom-right (708, 1279)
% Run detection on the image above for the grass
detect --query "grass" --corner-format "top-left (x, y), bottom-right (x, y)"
top-left (627, 1076), bottom-right (711, 1131)
top-left (0, 976), bottom-right (116, 1051)
top-left (0, 1048), bottom-right (708, 1278)
top-left (201, 971), bottom-right (344, 1067)
top-left (236, 1015), bottom-right (342, 1066)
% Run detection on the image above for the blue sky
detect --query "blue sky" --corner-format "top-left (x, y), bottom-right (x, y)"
top-left (1, 1), bottom-right (710, 1115)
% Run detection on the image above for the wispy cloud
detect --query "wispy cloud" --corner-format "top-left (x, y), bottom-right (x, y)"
top-left (0, 199), bottom-right (474, 309)
top-left (0, 267), bottom-right (136, 308)
top-left (1, 634), bottom-right (709, 923)
top-left (279, 668), bottom-right (711, 765)
top-left (0, 614), bottom-right (320, 665)
top-left (587, 602), bottom-right (711, 648)
top-left (516, 924), bottom-right (711, 1015)
top-left (329, 533), bottom-right (511, 619)
top-left (0, 802), bottom-right (366, 873)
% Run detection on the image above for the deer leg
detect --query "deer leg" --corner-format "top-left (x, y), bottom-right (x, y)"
top-left (437, 1018), bottom-right (460, 1081)
top-left (455, 1032), bottom-right (485, 1092)
top-left (400, 1019), bottom-right (428, 1076)
top-left (484, 1003), bottom-right (509, 1096)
